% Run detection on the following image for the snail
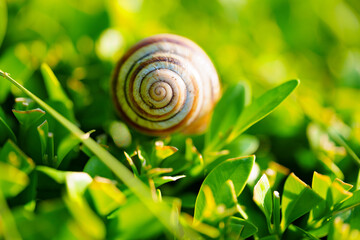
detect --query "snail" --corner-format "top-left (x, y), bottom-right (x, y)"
top-left (111, 34), bottom-right (221, 136)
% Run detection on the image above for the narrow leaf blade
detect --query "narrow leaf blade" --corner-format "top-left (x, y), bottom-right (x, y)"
top-left (229, 79), bottom-right (299, 142)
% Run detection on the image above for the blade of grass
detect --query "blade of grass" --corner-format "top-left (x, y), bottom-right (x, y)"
top-left (0, 70), bottom-right (200, 239)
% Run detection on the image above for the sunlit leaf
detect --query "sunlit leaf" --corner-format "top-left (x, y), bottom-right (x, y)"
top-left (64, 195), bottom-right (106, 239)
top-left (253, 174), bottom-right (272, 222)
top-left (107, 197), bottom-right (163, 240)
top-left (0, 140), bottom-right (34, 173)
top-left (124, 151), bottom-right (140, 176)
top-left (185, 137), bottom-right (204, 176)
top-left (311, 172), bottom-right (331, 220)
top-left (0, 162), bottom-right (29, 198)
top-left (194, 155), bottom-right (255, 222)
top-left (36, 166), bottom-right (67, 184)
top-left (327, 180), bottom-right (353, 207)
top-left (335, 189), bottom-right (360, 212)
top-left (312, 172), bottom-right (332, 199)
top-left (281, 173), bottom-right (322, 230)
top-left (86, 177), bottom-right (126, 216)
top-left (228, 79), bottom-right (300, 142)
top-left (155, 141), bottom-right (178, 161)
top-left (65, 172), bottom-right (92, 202)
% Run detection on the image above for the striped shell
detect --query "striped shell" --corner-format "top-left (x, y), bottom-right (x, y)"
top-left (112, 34), bottom-right (220, 136)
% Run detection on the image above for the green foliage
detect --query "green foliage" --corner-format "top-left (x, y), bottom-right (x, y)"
top-left (281, 173), bottom-right (322, 230)
top-left (194, 156), bottom-right (254, 222)
top-left (0, 0), bottom-right (6, 47)
top-left (1, 0), bottom-right (360, 239)
top-left (253, 174), bottom-right (272, 226)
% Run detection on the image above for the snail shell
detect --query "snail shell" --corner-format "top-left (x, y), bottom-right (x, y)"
top-left (111, 34), bottom-right (220, 136)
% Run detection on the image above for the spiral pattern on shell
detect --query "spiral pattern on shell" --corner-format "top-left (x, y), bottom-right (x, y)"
top-left (112, 34), bottom-right (220, 136)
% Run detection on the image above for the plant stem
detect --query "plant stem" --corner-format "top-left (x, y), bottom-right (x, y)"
top-left (237, 204), bottom-right (248, 219)
top-left (273, 191), bottom-right (281, 236)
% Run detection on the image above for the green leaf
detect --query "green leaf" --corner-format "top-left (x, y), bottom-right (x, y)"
top-left (13, 107), bottom-right (46, 162)
top-left (281, 173), bottom-right (323, 230)
top-left (310, 172), bottom-right (354, 221)
top-left (86, 176), bottom-right (126, 216)
top-left (40, 63), bottom-right (74, 117)
top-left (311, 172), bottom-right (331, 220)
top-left (327, 180), bottom-right (353, 207)
top-left (194, 155), bottom-right (255, 222)
top-left (0, 140), bottom-right (35, 173)
top-left (83, 156), bottom-right (115, 180)
top-left (36, 166), bottom-right (67, 184)
top-left (0, 0), bottom-right (7, 47)
top-left (0, 162), bottom-right (29, 198)
top-left (107, 197), bottom-right (164, 240)
top-left (259, 236), bottom-right (279, 240)
top-left (206, 83), bottom-right (246, 147)
top-left (155, 142), bottom-right (178, 161)
top-left (124, 151), bottom-right (140, 176)
top-left (65, 172), bottom-right (93, 202)
top-left (253, 174), bottom-right (273, 223)
top-left (308, 220), bottom-right (332, 238)
top-left (37, 120), bottom-right (53, 165)
top-left (153, 175), bottom-right (186, 187)
top-left (228, 79), bottom-right (300, 142)
top-left (312, 172), bottom-right (332, 199)
top-left (64, 195), bottom-right (106, 239)
top-left (335, 189), bottom-right (360, 212)
top-left (289, 225), bottom-right (320, 240)
top-left (206, 134), bottom-right (259, 171)
top-left (228, 217), bottom-right (258, 239)
top-left (56, 133), bottom-right (81, 167)
top-left (12, 108), bottom-right (45, 128)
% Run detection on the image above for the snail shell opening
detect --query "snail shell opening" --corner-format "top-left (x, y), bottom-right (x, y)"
top-left (112, 34), bottom-right (221, 136)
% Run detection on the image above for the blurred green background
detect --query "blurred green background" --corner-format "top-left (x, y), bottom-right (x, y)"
top-left (0, 0), bottom-right (359, 184)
